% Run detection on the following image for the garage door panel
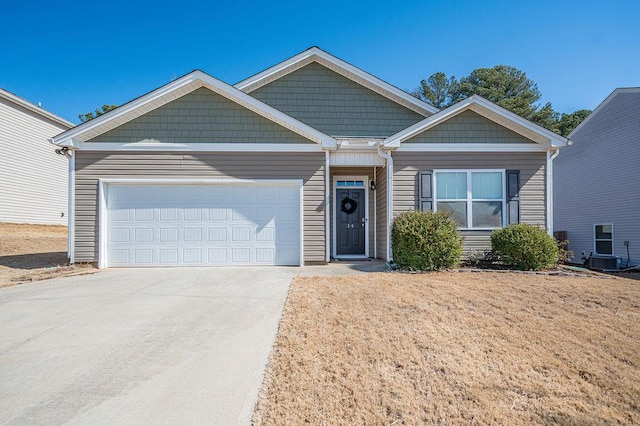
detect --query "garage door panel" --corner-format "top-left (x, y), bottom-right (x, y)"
top-left (209, 208), bottom-right (227, 220)
top-left (160, 249), bottom-right (178, 264)
top-left (160, 228), bottom-right (179, 242)
top-left (208, 248), bottom-right (227, 263)
top-left (106, 183), bottom-right (300, 267)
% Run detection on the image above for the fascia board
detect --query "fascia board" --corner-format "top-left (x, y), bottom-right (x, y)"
top-left (235, 47), bottom-right (439, 116)
top-left (469, 96), bottom-right (568, 147)
top-left (53, 70), bottom-right (337, 149)
top-left (384, 99), bottom-right (473, 147)
top-left (234, 48), bottom-right (318, 90)
top-left (51, 72), bottom-right (201, 145)
top-left (197, 73), bottom-right (336, 148)
top-left (395, 143), bottom-right (548, 152)
top-left (0, 88), bottom-right (73, 129)
top-left (70, 142), bottom-right (324, 152)
top-left (385, 95), bottom-right (569, 148)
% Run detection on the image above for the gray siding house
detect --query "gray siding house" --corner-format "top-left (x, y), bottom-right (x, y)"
top-left (52, 47), bottom-right (567, 268)
top-left (554, 88), bottom-right (640, 267)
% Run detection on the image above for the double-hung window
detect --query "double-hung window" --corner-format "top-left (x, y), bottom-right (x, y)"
top-left (434, 170), bottom-right (505, 229)
top-left (594, 224), bottom-right (613, 255)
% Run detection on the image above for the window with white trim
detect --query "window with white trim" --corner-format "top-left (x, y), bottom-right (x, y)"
top-left (594, 224), bottom-right (613, 255)
top-left (434, 170), bottom-right (505, 229)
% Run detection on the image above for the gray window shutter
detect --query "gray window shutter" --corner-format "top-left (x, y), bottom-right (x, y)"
top-left (418, 171), bottom-right (433, 211)
top-left (506, 170), bottom-right (520, 224)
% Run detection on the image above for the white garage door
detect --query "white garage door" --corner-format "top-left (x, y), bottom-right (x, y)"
top-left (105, 183), bottom-right (301, 267)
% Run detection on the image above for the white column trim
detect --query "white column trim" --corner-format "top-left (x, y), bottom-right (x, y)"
top-left (68, 151), bottom-right (75, 262)
top-left (325, 151), bottom-right (331, 263)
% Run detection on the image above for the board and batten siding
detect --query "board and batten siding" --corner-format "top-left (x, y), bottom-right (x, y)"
top-left (88, 87), bottom-right (313, 145)
top-left (405, 110), bottom-right (536, 144)
top-left (554, 91), bottom-right (640, 265)
top-left (249, 62), bottom-right (426, 137)
top-left (392, 152), bottom-right (547, 253)
top-left (74, 152), bottom-right (326, 264)
top-left (0, 96), bottom-right (70, 225)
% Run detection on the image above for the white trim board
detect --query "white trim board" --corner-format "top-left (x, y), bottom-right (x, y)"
top-left (68, 142), bottom-right (324, 152)
top-left (52, 70), bottom-right (337, 149)
top-left (385, 95), bottom-right (569, 149)
top-left (235, 47), bottom-right (439, 117)
top-left (332, 175), bottom-right (370, 259)
top-left (96, 178), bottom-right (304, 268)
top-left (68, 151), bottom-right (75, 262)
top-left (395, 143), bottom-right (549, 152)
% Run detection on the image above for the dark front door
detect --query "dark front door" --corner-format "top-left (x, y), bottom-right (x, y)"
top-left (336, 188), bottom-right (366, 256)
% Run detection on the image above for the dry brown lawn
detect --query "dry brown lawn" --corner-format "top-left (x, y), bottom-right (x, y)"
top-left (254, 272), bottom-right (640, 425)
top-left (0, 223), bottom-right (94, 287)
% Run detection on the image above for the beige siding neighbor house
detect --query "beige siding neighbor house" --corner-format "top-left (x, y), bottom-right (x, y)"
top-left (52, 47), bottom-right (568, 268)
top-left (0, 89), bottom-right (73, 225)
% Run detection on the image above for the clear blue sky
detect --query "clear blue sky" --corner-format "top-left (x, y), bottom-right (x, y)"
top-left (1, 0), bottom-right (638, 124)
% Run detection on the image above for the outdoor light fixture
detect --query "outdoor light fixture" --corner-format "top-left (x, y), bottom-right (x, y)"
top-left (370, 180), bottom-right (376, 190)
top-left (55, 147), bottom-right (69, 156)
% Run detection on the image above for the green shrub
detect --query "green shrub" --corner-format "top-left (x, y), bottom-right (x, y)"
top-left (391, 211), bottom-right (463, 271)
top-left (491, 224), bottom-right (558, 270)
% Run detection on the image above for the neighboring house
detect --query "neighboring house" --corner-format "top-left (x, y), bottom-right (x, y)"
top-left (0, 88), bottom-right (73, 225)
top-left (554, 88), bottom-right (640, 267)
top-left (52, 47), bottom-right (567, 268)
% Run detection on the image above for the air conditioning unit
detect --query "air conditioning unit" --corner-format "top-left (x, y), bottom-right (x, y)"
top-left (588, 255), bottom-right (619, 271)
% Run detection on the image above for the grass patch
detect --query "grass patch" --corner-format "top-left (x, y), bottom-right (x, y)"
top-left (254, 272), bottom-right (640, 425)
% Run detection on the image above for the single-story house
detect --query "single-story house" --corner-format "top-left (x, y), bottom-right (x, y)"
top-left (554, 87), bottom-right (640, 267)
top-left (0, 88), bottom-right (73, 225)
top-left (52, 47), bottom-right (568, 268)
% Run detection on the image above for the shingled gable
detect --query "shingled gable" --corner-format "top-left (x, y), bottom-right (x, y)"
top-left (235, 46), bottom-right (439, 118)
top-left (384, 95), bottom-right (569, 150)
top-left (52, 70), bottom-right (337, 150)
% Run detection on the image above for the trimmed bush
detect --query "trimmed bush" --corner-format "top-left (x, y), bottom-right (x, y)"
top-left (391, 211), bottom-right (463, 271)
top-left (491, 224), bottom-right (558, 270)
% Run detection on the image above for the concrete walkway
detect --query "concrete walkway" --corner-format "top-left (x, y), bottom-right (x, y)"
top-left (0, 261), bottom-right (384, 425)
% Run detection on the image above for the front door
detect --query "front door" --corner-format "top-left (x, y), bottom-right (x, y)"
top-left (336, 187), bottom-right (366, 256)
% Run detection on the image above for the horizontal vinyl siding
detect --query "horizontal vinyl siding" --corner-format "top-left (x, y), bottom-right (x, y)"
top-left (249, 62), bottom-right (426, 137)
top-left (376, 166), bottom-right (388, 260)
top-left (74, 152), bottom-right (325, 264)
top-left (330, 167), bottom-right (375, 257)
top-left (88, 87), bottom-right (313, 144)
top-left (0, 98), bottom-right (70, 225)
top-left (406, 110), bottom-right (536, 144)
top-left (554, 92), bottom-right (640, 265)
top-left (393, 152), bottom-right (546, 254)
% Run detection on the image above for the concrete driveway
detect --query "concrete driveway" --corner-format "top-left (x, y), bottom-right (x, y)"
top-left (0, 267), bottom-right (300, 425)
top-left (0, 261), bottom-right (385, 425)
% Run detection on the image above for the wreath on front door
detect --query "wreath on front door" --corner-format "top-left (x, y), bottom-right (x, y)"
top-left (340, 197), bottom-right (358, 215)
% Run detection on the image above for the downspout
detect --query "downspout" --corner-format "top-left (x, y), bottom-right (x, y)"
top-left (50, 138), bottom-right (74, 263)
top-left (68, 150), bottom-right (75, 262)
top-left (546, 149), bottom-right (560, 237)
top-left (325, 150), bottom-right (331, 263)
top-left (376, 147), bottom-right (393, 262)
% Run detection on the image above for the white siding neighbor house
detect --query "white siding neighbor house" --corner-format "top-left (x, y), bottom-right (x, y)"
top-left (554, 88), bottom-right (640, 268)
top-left (0, 88), bottom-right (73, 225)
